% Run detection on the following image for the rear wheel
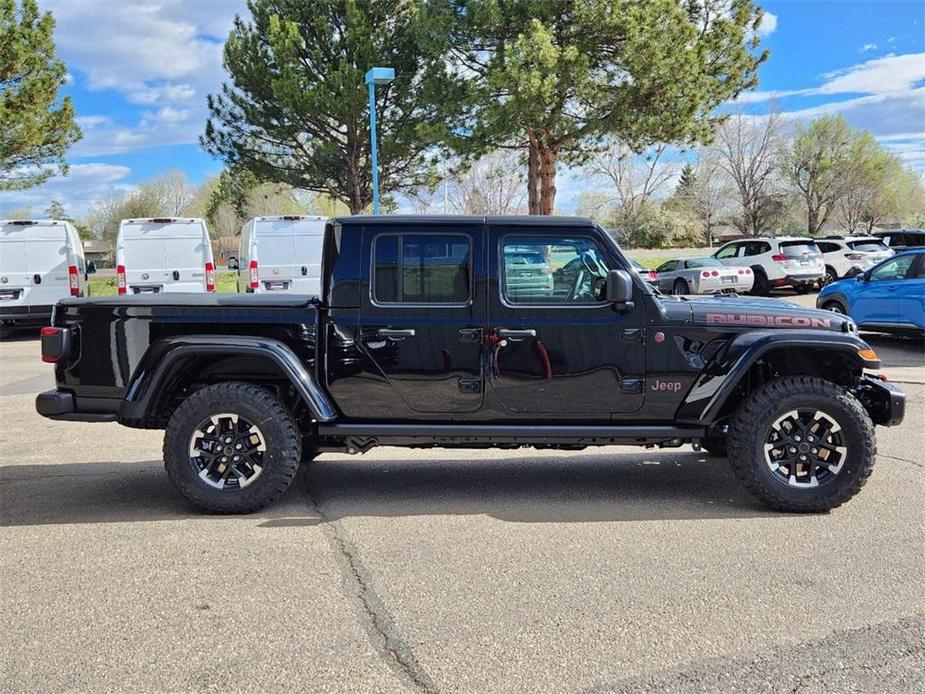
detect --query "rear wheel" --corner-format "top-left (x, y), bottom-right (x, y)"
top-left (823, 266), bottom-right (838, 287)
top-left (164, 382), bottom-right (301, 513)
top-left (672, 279), bottom-right (689, 295)
top-left (750, 269), bottom-right (770, 296)
top-left (727, 376), bottom-right (875, 512)
top-left (822, 300), bottom-right (847, 315)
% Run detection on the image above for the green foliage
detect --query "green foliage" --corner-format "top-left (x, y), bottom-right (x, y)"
top-left (203, 0), bottom-right (463, 213)
top-left (0, 0), bottom-right (81, 190)
top-left (452, 0), bottom-right (768, 213)
top-left (43, 199), bottom-right (68, 220)
top-left (611, 201), bottom-right (702, 249)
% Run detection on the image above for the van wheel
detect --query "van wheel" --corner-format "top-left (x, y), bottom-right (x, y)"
top-left (727, 376), bottom-right (875, 512)
top-left (164, 382), bottom-right (301, 514)
top-left (750, 269), bottom-right (770, 296)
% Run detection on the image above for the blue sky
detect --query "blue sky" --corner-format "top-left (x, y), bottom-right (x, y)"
top-left (2, 0), bottom-right (924, 218)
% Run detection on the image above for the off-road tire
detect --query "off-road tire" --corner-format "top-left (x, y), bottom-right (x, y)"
top-left (727, 376), bottom-right (876, 512)
top-left (750, 269), bottom-right (770, 296)
top-left (672, 279), bottom-right (689, 295)
top-left (164, 381), bottom-right (301, 514)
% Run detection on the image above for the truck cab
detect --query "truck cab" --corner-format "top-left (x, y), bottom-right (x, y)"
top-left (36, 216), bottom-right (905, 515)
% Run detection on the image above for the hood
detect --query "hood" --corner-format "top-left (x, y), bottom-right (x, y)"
top-left (683, 296), bottom-right (853, 332)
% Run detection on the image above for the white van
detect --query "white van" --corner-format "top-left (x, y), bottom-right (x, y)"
top-left (0, 219), bottom-right (89, 329)
top-left (116, 218), bottom-right (215, 294)
top-left (232, 216), bottom-right (326, 294)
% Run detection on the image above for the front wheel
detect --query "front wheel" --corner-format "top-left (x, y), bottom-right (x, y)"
top-left (750, 269), bottom-right (770, 296)
top-left (727, 376), bottom-right (876, 512)
top-left (672, 279), bottom-right (689, 295)
top-left (164, 382), bottom-right (301, 513)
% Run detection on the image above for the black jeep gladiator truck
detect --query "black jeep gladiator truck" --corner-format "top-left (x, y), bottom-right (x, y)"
top-left (36, 216), bottom-right (905, 514)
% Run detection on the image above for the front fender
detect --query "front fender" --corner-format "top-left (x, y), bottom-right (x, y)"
top-left (119, 335), bottom-right (337, 424)
top-left (677, 329), bottom-right (879, 425)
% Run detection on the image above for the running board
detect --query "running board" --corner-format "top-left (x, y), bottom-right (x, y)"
top-left (317, 423), bottom-right (706, 452)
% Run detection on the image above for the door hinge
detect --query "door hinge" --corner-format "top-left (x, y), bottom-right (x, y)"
top-left (458, 327), bottom-right (483, 344)
top-left (458, 377), bottom-right (482, 394)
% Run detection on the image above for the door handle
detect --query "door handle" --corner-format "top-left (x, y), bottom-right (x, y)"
top-left (376, 328), bottom-right (416, 340)
top-left (496, 328), bottom-right (536, 342)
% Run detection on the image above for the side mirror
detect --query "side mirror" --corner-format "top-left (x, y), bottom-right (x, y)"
top-left (843, 266), bottom-right (862, 279)
top-left (606, 269), bottom-right (635, 311)
top-left (86, 260), bottom-right (97, 274)
top-left (227, 256), bottom-right (239, 270)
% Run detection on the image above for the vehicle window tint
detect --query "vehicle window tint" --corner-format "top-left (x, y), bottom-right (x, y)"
top-left (869, 255), bottom-right (916, 282)
top-left (743, 242), bottom-right (769, 257)
top-left (816, 242), bottom-right (838, 253)
top-left (904, 233), bottom-right (925, 248)
top-left (780, 241), bottom-right (820, 256)
top-left (714, 244), bottom-right (739, 259)
top-left (846, 240), bottom-right (889, 252)
top-left (373, 234), bottom-right (470, 304)
top-left (911, 256), bottom-right (925, 279)
top-left (502, 237), bottom-right (610, 304)
top-left (657, 260), bottom-right (678, 272)
top-left (686, 258), bottom-right (723, 268)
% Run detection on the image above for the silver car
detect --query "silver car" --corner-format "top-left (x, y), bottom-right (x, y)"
top-left (655, 257), bottom-right (754, 295)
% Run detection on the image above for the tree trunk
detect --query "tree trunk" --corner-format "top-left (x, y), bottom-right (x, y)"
top-left (807, 207), bottom-right (819, 236)
top-left (538, 144), bottom-right (558, 215)
top-left (527, 132), bottom-right (541, 214)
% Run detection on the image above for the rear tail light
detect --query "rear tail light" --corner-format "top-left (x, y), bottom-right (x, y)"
top-left (845, 253), bottom-right (863, 260)
top-left (771, 254), bottom-right (787, 263)
top-left (40, 326), bottom-right (69, 363)
top-left (68, 265), bottom-right (79, 296)
top-left (737, 268), bottom-right (745, 274)
top-left (701, 271), bottom-right (710, 278)
top-left (116, 265), bottom-right (126, 295)
top-left (745, 268), bottom-right (752, 274)
top-left (249, 260), bottom-right (259, 289)
top-left (647, 270), bottom-right (658, 281)
top-left (205, 262), bottom-right (215, 292)
top-left (710, 270), bottom-right (719, 277)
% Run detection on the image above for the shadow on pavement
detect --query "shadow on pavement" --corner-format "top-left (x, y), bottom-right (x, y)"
top-left (1, 451), bottom-right (779, 527)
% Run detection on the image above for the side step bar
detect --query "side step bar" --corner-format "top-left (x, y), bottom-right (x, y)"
top-left (317, 423), bottom-right (706, 452)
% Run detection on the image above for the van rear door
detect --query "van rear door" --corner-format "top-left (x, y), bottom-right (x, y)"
top-left (120, 220), bottom-right (209, 293)
top-left (255, 217), bottom-right (324, 294)
top-left (0, 222), bottom-right (70, 312)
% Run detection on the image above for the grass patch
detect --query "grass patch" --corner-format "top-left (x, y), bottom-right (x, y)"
top-left (89, 271), bottom-right (239, 297)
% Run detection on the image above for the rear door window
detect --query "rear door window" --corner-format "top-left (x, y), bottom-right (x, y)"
top-left (373, 234), bottom-right (471, 304)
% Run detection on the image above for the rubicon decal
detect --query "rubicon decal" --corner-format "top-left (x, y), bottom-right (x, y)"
top-left (705, 313), bottom-right (832, 328)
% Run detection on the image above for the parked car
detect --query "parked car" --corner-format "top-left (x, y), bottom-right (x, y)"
top-left (231, 215), bottom-right (326, 294)
top-left (115, 218), bottom-right (215, 294)
top-left (712, 237), bottom-right (825, 295)
top-left (37, 215), bottom-right (904, 515)
top-left (503, 245), bottom-right (554, 299)
top-left (816, 249), bottom-right (925, 336)
top-left (628, 258), bottom-right (659, 287)
top-left (872, 229), bottom-right (925, 252)
top-left (654, 257), bottom-right (754, 295)
top-left (0, 219), bottom-right (90, 332)
top-left (815, 236), bottom-right (894, 285)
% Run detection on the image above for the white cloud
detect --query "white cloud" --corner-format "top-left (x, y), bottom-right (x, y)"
top-left (758, 12), bottom-right (777, 36)
top-left (0, 163), bottom-right (134, 218)
top-left (44, 0), bottom-right (246, 153)
top-left (861, 43), bottom-right (877, 52)
top-left (818, 53), bottom-right (925, 94)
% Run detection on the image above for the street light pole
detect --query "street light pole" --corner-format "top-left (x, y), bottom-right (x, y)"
top-left (365, 67), bottom-right (395, 215)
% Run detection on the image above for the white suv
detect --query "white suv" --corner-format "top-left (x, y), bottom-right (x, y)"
top-left (814, 236), bottom-right (894, 285)
top-left (712, 237), bottom-right (825, 295)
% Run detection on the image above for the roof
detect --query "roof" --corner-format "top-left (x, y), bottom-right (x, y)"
top-left (334, 214), bottom-right (596, 226)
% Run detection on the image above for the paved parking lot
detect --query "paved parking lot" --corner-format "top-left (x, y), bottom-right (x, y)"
top-left (2, 293), bottom-right (923, 692)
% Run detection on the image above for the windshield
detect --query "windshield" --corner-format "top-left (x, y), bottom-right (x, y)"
top-left (780, 240), bottom-right (821, 256)
top-left (685, 258), bottom-right (723, 268)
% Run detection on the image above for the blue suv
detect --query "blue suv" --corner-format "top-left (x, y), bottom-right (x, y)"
top-left (817, 249), bottom-right (925, 336)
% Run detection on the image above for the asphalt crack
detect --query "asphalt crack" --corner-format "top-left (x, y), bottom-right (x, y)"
top-left (879, 453), bottom-right (924, 468)
top-left (304, 470), bottom-right (438, 693)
